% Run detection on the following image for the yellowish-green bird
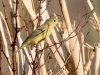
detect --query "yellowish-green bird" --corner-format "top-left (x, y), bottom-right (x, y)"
top-left (14, 16), bottom-right (59, 54)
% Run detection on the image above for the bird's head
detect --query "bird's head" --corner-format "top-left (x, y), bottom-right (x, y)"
top-left (46, 16), bottom-right (59, 26)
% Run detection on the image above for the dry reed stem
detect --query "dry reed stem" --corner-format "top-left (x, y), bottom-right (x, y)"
top-left (94, 43), bottom-right (100, 75)
top-left (84, 43), bottom-right (95, 75)
top-left (0, 12), bottom-right (12, 44)
top-left (59, 0), bottom-right (71, 28)
top-left (85, 43), bottom-right (94, 50)
top-left (59, 0), bottom-right (84, 75)
top-left (21, 0), bottom-right (37, 26)
top-left (84, 60), bottom-right (92, 75)
top-left (8, 0), bottom-right (13, 9)
top-left (52, 29), bottom-right (65, 61)
top-left (15, 12), bottom-right (27, 75)
top-left (61, 21), bottom-right (70, 53)
top-left (0, 16), bottom-right (13, 75)
top-left (81, 33), bottom-right (86, 66)
top-left (46, 38), bottom-right (68, 75)
top-left (38, 0), bottom-right (47, 75)
top-left (72, 20), bottom-right (76, 31)
top-left (87, 0), bottom-right (100, 33)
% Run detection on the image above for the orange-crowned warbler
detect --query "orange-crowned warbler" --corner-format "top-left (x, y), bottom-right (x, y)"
top-left (14, 16), bottom-right (59, 54)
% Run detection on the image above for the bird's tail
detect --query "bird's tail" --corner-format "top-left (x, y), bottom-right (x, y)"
top-left (13, 43), bottom-right (26, 55)
top-left (13, 46), bottom-right (23, 55)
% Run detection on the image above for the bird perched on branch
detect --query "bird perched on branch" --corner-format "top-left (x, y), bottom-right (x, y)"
top-left (14, 16), bottom-right (59, 54)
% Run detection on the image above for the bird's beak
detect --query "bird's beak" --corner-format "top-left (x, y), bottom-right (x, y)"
top-left (59, 20), bottom-right (63, 24)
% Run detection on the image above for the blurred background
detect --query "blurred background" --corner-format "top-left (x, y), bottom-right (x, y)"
top-left (0, 0), bottom-right (100, 75)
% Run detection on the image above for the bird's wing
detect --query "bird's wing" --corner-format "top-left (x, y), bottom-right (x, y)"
top-left (32, 25), bottom-right (47, 36)
top-left (23, 25), bottom-right (47, 43)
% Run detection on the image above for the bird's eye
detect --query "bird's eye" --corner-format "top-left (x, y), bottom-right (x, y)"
top-left (54, 19), bottom-right (56, 22)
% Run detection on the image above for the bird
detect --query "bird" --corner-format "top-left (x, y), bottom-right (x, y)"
top-left (14, 16), bottom-right (59, 54)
